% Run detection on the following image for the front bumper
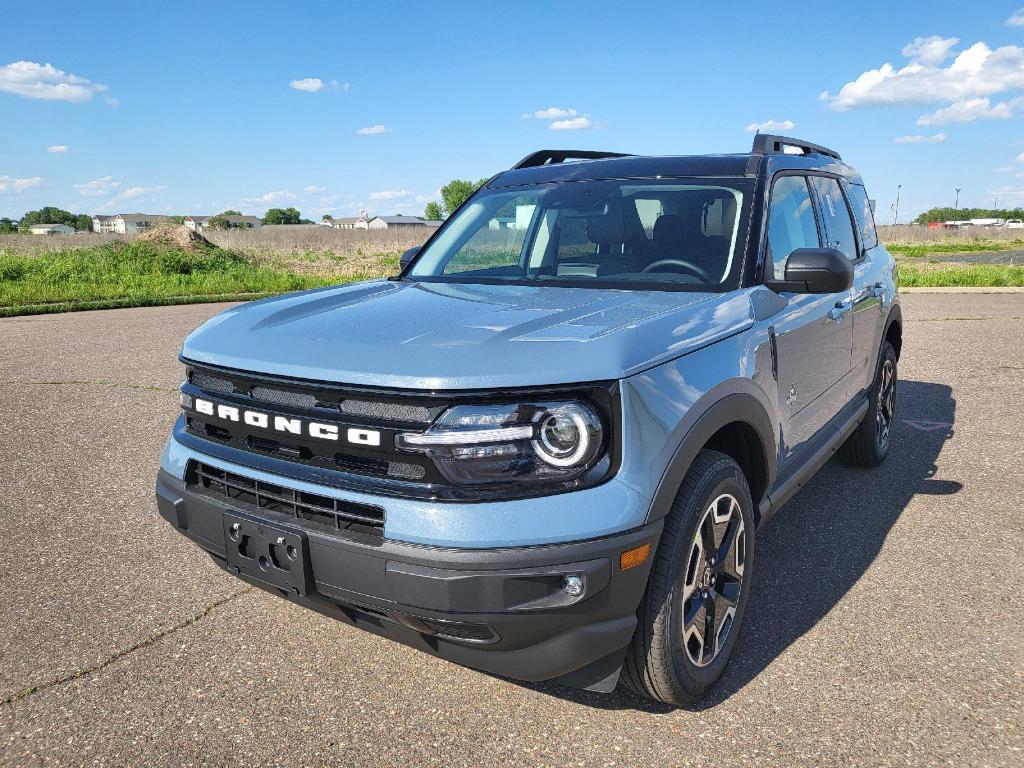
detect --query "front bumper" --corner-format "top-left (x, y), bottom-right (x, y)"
top-left (156, 469), bottom-right (662, 689)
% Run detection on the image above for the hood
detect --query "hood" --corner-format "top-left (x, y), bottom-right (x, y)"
top-left (182, 280), bottom-right (754, 389)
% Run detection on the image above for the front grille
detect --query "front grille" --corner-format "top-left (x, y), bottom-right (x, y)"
top-left (251, 386), bottom-right (319, 410)
top-left (188, 461), bottom-right (385, 537)
top-left (192, 371), bottom-right (235, 395)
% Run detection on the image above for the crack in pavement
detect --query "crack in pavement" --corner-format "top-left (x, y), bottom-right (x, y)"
top-left (0, 379), bottom-right (177, 393)
top-left (1, 586), bottom-right (252, 707)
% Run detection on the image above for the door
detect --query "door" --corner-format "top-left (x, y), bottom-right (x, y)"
top-left (844, 181), bottom-right (889, 396)
top-left (764, 174), bottom-right (854, 465)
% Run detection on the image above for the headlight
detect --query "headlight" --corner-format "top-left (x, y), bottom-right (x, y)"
top-left (396, 400), bottom-right (606, 487)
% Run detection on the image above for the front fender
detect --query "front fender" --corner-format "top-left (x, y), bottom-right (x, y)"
top-left (616, 325), bottom-right (779, 528)
top-left (645, 387), bottom-right (777, 526)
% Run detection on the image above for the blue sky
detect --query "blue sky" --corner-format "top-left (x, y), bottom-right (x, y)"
top-left (3, 1), bottom-right (1024, 222)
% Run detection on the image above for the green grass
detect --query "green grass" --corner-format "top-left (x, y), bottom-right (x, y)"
top-left (898, 263), bottom-right (1024, 287)
top-left (1, 240), bottom-right (1020, 319)
top-left (0, 241), bottom-right (359, 317)
top-left (888, 241), bottom-right (1024, 258)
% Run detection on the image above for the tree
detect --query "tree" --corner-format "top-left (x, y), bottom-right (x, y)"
top-left (423, 201), bottom-right (443, 221)
top-left (206, 214), bottom-right (232, 230)
top-left (74, 214), bottom-right (93, 232)
top-left (221, 209), bottom-right (242, 216)
top-left (263, 207), bottom-right (301, 225)
top-left (438, 178), bottom-right (489, 217)
top-left (0, 218), bottom-right (16, 234)
top-left (914, 206), bottom-right (1024, 224)
top-left (18, 206), bottom-right (83, 232)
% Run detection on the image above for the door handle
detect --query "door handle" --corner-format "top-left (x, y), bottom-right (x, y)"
top-left (829, 301), bottom-right (853, 322)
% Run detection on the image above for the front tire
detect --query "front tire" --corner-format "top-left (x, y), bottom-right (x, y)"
top-left (621, 450), bottom-right (755, 706)
top-left (838, 340), bottom-right (897, 467)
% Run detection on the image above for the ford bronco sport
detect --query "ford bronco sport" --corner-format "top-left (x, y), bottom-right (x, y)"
top-left (157, 135), bottom-right (901, 706)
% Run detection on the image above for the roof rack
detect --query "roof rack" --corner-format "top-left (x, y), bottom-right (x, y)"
top-left (511, 149), bottom-right (632, 170)
top-left (750, 134), bottom-right (841, 161)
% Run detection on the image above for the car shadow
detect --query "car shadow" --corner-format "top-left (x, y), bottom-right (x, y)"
top-left (517, 379), bottom-right (959, 712)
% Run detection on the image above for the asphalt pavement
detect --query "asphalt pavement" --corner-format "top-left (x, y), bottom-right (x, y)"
top-left (0, 294), bottom-right (1021, 767)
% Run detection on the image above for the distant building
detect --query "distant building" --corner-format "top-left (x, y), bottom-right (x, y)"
top-left (367, 215), bottom-right (442, 230)
top-left (324, 211), bottom-right (369, 230)
top-left (28, 223), bottom-right (75, 236)
top-left (184, 215), bottom-right (263, 231)
top-left (92, 214), bottom-right (172, 235)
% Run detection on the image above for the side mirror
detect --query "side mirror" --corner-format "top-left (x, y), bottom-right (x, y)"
top-left (765, 247), bottom-right (853, 294)
top-left (399, 246), bottom-right (420, 270)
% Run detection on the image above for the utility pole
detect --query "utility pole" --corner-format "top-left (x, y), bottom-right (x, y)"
top-left (893, 184), bottom-right (902, 225)
top-left (954, 188), bottom-right (961, 211)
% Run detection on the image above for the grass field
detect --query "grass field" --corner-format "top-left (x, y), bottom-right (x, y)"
top-left (1, 225), bottom-right (1020, 317)
top-left (0, 235), bottom-right (403, 317)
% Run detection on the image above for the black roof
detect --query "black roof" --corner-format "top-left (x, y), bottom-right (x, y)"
top-left (488, 135), bottom-right (862, 188)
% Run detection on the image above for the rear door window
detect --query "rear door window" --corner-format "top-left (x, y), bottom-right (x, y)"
top-left (810, 176), bottom-right (859, 260)
top-left (845, 183), bottom-right (878, 250)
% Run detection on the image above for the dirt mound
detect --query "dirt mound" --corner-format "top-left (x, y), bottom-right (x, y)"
top-left (138, 223), bottom-right (213, 251)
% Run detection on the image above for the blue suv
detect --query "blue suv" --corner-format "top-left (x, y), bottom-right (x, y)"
top-left (156, 135), bottom-right (901, 706)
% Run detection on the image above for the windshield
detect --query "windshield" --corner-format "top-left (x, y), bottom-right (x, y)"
top-left (408, 178), bottom-right (751, 290)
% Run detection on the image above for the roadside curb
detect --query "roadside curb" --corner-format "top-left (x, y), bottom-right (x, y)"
top-left (901, 287), bottom-right (1024, 293)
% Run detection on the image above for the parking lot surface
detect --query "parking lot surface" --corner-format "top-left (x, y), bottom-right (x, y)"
top-left (1, 294), bottom-right (1021, 767)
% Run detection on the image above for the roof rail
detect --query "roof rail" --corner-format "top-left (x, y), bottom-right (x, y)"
top-left (511, 149), bottom-right (632, 170)
top-left (751, 134), bottom-right (841, 161)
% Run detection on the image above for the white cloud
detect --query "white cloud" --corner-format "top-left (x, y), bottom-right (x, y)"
top-left (245, 189), bottom-right (297, 203)
top-left (47, 144), bottom-right (68, 154)
top-left (0, 175), bottom-right (44, 193)
top-left (370, 190), bottom-right (411, 201)
top-left (356, 124), bottom-right (390, 135)
top-left (901, 36), bottom-right (960, 65)
top-left (522, 107), bottom-right (578, 119)
top-left (745, 119), bottom-right (796, 133)
top-left (0, 60), bottom-right (109, 103)
top-left (822, 41), bottom-right (1024, 110)
top-left (893, 133), bottom-right (946, 144)
top-left (996, 165), bottom-right (1015, 172)
top-left (289, 77), bottom-right (348, 93)
top-left (916, 96), bottom-right (1020, 125)
top-left (1009, 8), bottom-right (1024, 26)
top-left (121, 185), bottom-right (167, 199)
top-left (290, 77), bottom-right (325, 92)
top-left (303, 185), bottom-right (327, 194)
top-left (75, 176), bottom-right (120, 196)
top-left (104, 96), bottom-right (119, 107)
top-left (550, 116), bottom-right (593, 130)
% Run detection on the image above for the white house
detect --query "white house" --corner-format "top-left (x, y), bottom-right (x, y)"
top-left (28, 223), bottom-right (75, 236)
top-left (367, 215), bottom-right (442, 230)
top-left (184, 215), bottom-right (263, 231)
top-left (92, 214), bottom-right (171, 235)
top-left (324, 211), bottom-right (369, 230)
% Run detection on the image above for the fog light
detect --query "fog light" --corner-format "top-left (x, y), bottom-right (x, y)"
top-left (179, 391), bottom-right (193, 409)
top-left (562, 575), bottom-right (585, 597)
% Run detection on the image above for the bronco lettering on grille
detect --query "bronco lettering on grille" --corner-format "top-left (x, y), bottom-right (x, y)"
top-left (192, 397), bottom-right (381, 447)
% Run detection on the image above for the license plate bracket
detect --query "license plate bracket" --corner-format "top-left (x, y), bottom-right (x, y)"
top-left (222, 511), bottom-right (313, 597)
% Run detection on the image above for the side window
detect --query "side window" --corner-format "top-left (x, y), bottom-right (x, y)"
top-left (846, 183), bottom-right (878, 250)
top-left (766, 175), bottom-right (820, 280)
top-left (810, 176), bottom-right (858, 260)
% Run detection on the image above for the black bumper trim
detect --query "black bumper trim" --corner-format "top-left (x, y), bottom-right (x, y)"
top-left (156, 469), bottom-right (661, 685)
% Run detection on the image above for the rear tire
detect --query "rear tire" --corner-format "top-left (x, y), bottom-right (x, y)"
top-left (838, 340), bottom-right (897, 468)
top-left (621, 450), bottom-right (755, 706)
